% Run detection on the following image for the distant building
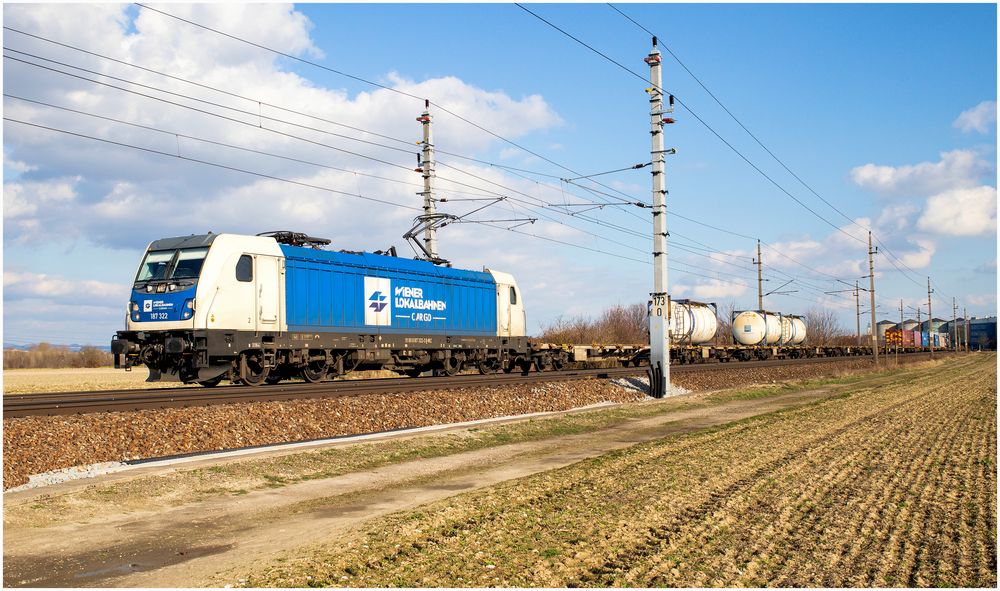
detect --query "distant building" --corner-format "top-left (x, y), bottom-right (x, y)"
top-left (876, 320), bottom-right (897, 342)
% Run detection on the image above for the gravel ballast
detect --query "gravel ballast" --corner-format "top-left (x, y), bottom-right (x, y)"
top-left (2, 355), bottom-right (940, 490)
top-left (3, 380), bottom-right (641, 490)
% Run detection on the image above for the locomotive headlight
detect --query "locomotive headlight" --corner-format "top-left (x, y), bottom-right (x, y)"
top-left (146, 285), bottom-right (154, 293)
top-left (185, 299), bottom-right (195, 310)
top-left (130, 301), bottom-right (139, 312)
top-left (181, 298), bottom-right (194, 319)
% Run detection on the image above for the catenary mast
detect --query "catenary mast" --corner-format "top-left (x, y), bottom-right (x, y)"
top-left (646, 37), bottom-right (672, 398)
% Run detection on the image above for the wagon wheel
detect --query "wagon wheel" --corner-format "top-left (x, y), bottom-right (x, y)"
top-left (301, 357), bottom-right (329, 383)
top-left (551, 355), bottom-right (566, 371)
top-left (478, 358), bottom-right (502, 375)
top-left (534, 355), bottom-right (553, 372)
top-left (434, 357), bottom-right (462, 377)
top-left (238, 351), bottom-right (270, 386)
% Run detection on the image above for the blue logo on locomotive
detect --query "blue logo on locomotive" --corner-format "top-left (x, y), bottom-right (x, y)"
top-left (369, 291), bottom-right (388, 313)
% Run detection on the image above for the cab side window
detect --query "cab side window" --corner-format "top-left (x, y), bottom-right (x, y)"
top-left (509, 286), bottom-right (517, 305)
top-left (236, 255), bottom-right (253, 282)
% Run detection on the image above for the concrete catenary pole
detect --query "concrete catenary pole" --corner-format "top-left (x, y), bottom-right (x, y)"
top-left (855, 280), bottom-right (861, 347)
top-left (952, 297), bottom-right (958, 352)
top-left (646, 37), bottom-right (671, 398)
top-left (755, 239), bottom-right (763, 311)
top-left (964, 307), bottom-right (969, 352)
top-left (868, 231), bottom-right (878, 364)
top-left (927, 276), bottom-right (934, 359)
top-left (899, 298), bottom-right (904, 355)
top-left (418, 100), bottom-right (438, 260)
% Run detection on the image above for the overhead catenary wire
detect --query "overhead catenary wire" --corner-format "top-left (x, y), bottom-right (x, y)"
top-left (2, 52), bottom-right (417, 173)
top-left (2, 48), bottom-right (417, 157)
top-left (18, 9), bottom-right (787, 279)
top-left (7, 25), bottom-right (641, 192)
top-left (606, 4), bottom-right (936, 290)
top-left (514, 3), bottom-right (868, 247)
top-left (4, 44), bottom-right (662, 248)
top-left (131, 2), bottom-right (610, 185)
top-left (3, 117), bottom-right (422, 211)
top-left (8, 12), bottom-right (928, 313)
top-left (3, 25), bottom-right (419, 149)
top-left (4, 116), bottom-right (663, 267)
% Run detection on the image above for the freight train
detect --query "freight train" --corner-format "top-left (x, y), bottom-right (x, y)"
top-left (111, 231), bottom-right (942, 387)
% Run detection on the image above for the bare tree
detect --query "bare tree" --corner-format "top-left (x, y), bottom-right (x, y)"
top-left (540, 303), bottom-right (648, 344)
top-left (715, 300), bottom-right (737, 345)
top-left (804, 307), bottom-right (846, 346)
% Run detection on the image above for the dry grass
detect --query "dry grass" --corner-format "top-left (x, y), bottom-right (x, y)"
top-left (2, 367), bottom-right (196, 394)
top-left (248, 353), bottom-right (997, 588)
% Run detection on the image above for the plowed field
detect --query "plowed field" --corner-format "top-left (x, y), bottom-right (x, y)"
top-left (250, 353), bottom-right (997, 588)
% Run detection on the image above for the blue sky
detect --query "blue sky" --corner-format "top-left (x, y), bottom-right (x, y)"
top-left (3, 3), bottom-right (997, 346)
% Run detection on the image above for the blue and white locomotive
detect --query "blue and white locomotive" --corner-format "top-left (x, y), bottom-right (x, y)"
top-left (111, 231), bottom-right (553, 386)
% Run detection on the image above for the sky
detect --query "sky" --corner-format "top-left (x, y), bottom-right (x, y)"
top-left (2, 2), bottom-right (997, 347)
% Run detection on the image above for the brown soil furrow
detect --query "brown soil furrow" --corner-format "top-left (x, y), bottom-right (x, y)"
top-left (577, 393), bottom-right (913, 587)
top-left (818, 381), bottom-right (963, 586)
top-left (796, 370), bottom-right (972, 586)
top-left (848, 383), bottom-right (971, 586)
top-left (634, 360), bottom-right (977, 587)
top-left (667, 409), bottom-right (891, 586)
top-left (698, 384), bottom-right (936, 586)
top-left (865, 365), bottom-right (993, 586)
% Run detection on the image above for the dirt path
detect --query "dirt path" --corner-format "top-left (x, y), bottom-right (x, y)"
top-left (3, 386), bottom-right (839, 587)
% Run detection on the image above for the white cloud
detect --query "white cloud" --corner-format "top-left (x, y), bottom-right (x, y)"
top-left (967, 293), bottom-right (997, 308)
top-left (3, 176), bottom-right (79, 218)
top-left (4, 271), bottom-right (128, 306)
top-left (850, 149), bottom-right (993, 196)
top-left (2, 4), bottom-right (563, 252)
top-left (875, 203), bottom-right (919, 232)
top-left (672, 279), bottom-right (748, 300)
top-left (916, 186), bottom-right (997, 236)
top-left (975, 259), bottom-right (997, 274)
top-left (892, 239), bottom-right (937, 269)
top-left (3, 149), bottom-right (37, 173)
top-left (953, 100), bottom-right (997, 134)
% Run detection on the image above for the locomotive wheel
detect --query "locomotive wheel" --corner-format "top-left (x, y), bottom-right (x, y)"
top-left (238, 352), bottom-right (270, 386)
top-left (301, 359), bottom-right (328, 383)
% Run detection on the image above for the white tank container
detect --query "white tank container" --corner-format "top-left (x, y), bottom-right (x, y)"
top-left (732, 310), bottom-right (782, 345)
top-left (789, 316), bottom-right (807, 345)
top-left (670, 301), bottom-right (718, 344)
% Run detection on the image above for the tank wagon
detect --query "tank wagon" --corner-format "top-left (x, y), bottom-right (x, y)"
top-left (112, 231), bottom-right (568, 385)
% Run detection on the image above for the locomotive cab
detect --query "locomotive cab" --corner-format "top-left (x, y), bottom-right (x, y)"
top-left (113, 233), bottom-right (285, 382)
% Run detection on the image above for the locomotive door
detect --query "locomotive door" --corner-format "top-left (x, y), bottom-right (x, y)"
top-left (256, 255), bottom-right (281, 330)
top-left (497, 284), bottom-right (512, 337)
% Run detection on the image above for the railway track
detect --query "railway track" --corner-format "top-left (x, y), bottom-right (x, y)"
top-left (3, 353), bottom-right (941, 418)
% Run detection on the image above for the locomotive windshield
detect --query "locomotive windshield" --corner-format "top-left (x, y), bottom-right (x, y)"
top-left (134, 247), bottom-right (209, 286)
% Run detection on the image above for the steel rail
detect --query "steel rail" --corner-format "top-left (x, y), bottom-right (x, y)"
top-left (3, 353), bottom-right (943, 418)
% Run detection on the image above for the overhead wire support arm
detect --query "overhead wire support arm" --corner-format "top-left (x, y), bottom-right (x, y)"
top-left (560, 162), bottom-right (651, 182)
